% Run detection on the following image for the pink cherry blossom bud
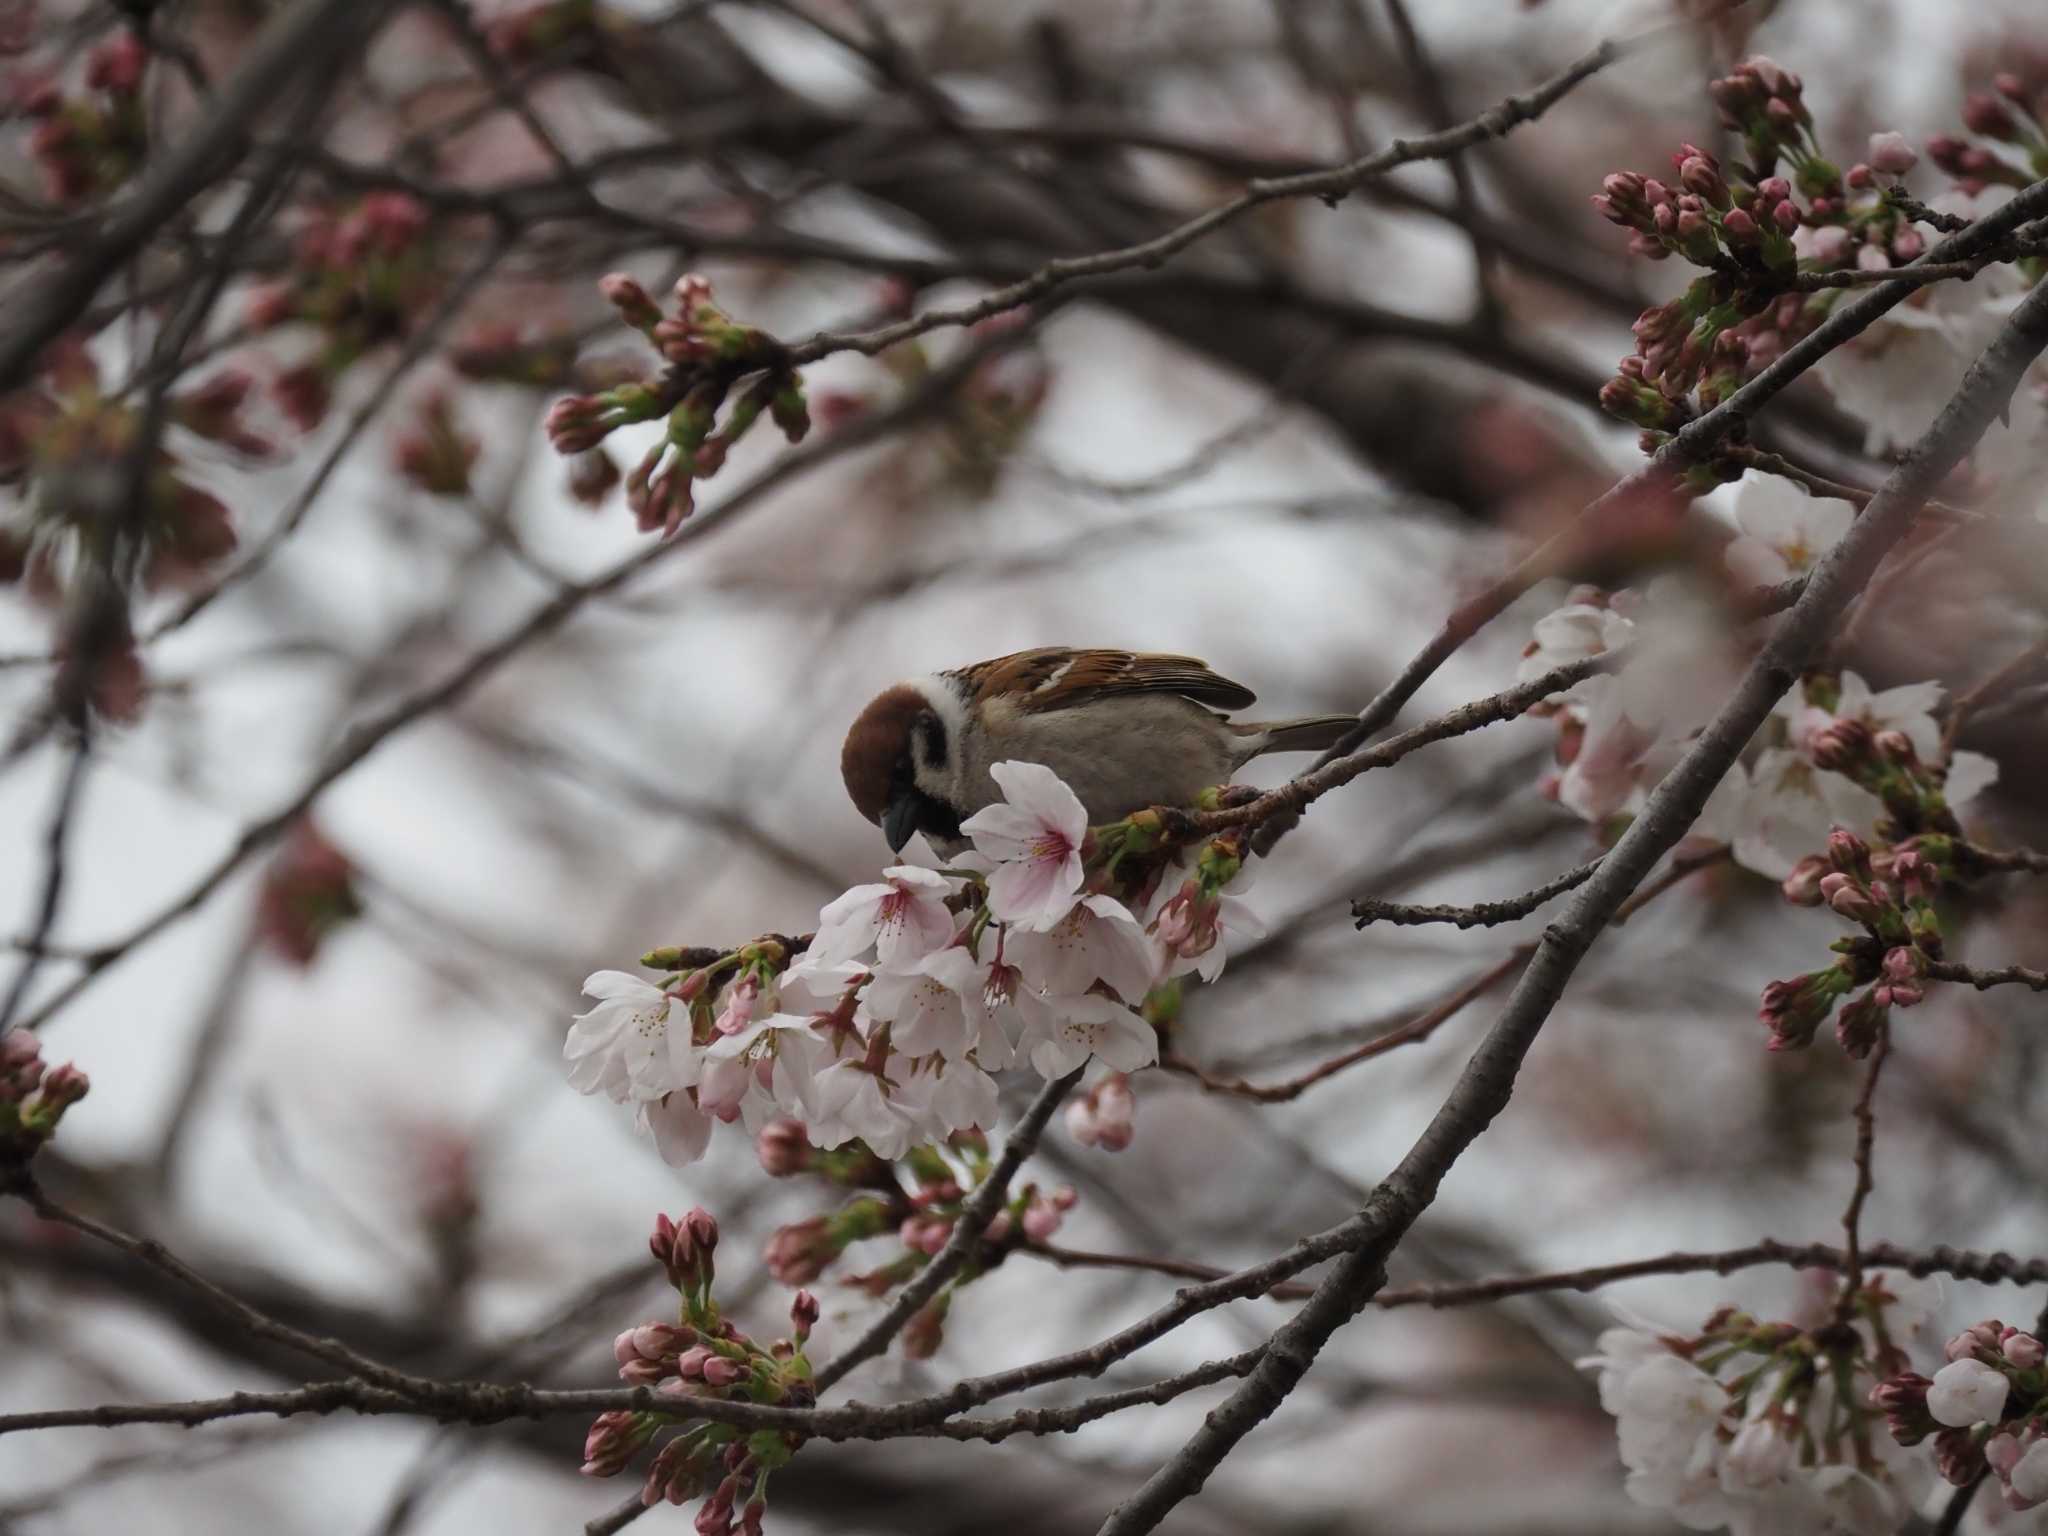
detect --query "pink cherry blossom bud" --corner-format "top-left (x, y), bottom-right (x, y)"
top-left (899, 1212), bottom-right (952, 1256)
top-left (1827, 828), bottom-right (1872, 873)
top-left (1782, 856), bottom-right (1830, 907)
top-left (684, 1207), bottom-right (718, 1254)
top-left (274, 363), bottom-right (331, 433)
top-left (650, 1212), bottom-right (697, 1289)
top-left (902, 1297), bottom-right (946, 1359)
top-left (764, 1216), bottom-right (835, 1285)
top-left (694, 1481), bottom-right (736, 1536)
top-left (545, 395), bottom-right (610, 455)
top-left (755, 1117), bottom-right (812, 1176)
top-left (566, 448), bottom-right (621, 507)
top-left (1835, 989), bottom-right (1886, 1057)
top-left (1846, 163), bottom-right (1875, 189)
top-left (1987, 1430), bottom-right (2023, 1477)
top-left (675, 1344), bottom-right (714, 1380)
top-left (1927, 133), bottom-right (1970, 174)
top-left (243, 282), bottom-right (297, 332)
top-left (598, 272), bottom-right (663, 331)
top-left (633, 1323), bottom-right (686, 1360)
top-left (1, 1028), bottom-right (41, 1081)
top-left (1810, 225), bottom-right (1854, 266)
top-left (790, 1289), bottom-right (820, 1340)
top-left (1771, 199), bottom-right (1802, 234)
top-left (699, 1355), bottom-right (744, 1388)
top-left (581, 1410), bottom-right (649, 1478)
top-left (1867, 131), bottom-right (1919, 175)
top-left (1882, 947), bottom-right (1924, 984)
top-left (1813, 721), bottom-right (1874, 771)
top-left (1939, 1425), bottom-right (1990, 1486)
top-left (86, 31), bottom-right (146, 94)
top-left (673, 272), bottom-right (713, 311)
top-left (1890, 226), bottom-right (1926, 263)
top-left (740, 1498), bottom-right (766, 1536)
top-left (1873, 728), bottom-right (1917, 764)
top-left (1765, 97), bottom-right (1800, 132)
top-left (613, 1328), bottom-right (643, 1366)
top-left (2003, 1331), bottom-right (2045, 1369)
top-left (1872, 1372), bottom-right (1936, 1445)
top-left (1948, 1320), bottom-right (2007, 1364)
top-left (1963, 94), bottom-right (2022, 142)
top-left (34, 1062), bottom-right (87, 1113)
top-left (1720, 207), bottom-right (1761, 247)
top-left (1891, 850), bottom-right (1935, 901)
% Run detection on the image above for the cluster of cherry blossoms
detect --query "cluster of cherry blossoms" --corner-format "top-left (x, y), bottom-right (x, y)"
top-left (1580, 1281), bottom-right (1936, 1535)
top-left (755, 1118), bottom-right (1075, 1359)
top-left (543, 273), bottom-right (811, 537)
top-left (0, 333), bottom-right (278, 721)
top-left (1591, 51), bottom-right (2048, 479)
top-left (254, 819), bottom-right (361, 968)
top-left (1813, 73), bottom-right (2045, 466)
top-left (1593, 55), bottom-right (1930, 436)
top-left (1521, 471), bottom-right (1998, 880)
top-left (563, 760), bottom-right (1254, 1169)
top-left (1878, 1319), bottom-right (2048, 1513)
top-left (580, 1208), bottom-right (815, 1534)
top-left (0, 1028), bottom-right (90, 1164)
top-left (243, 192), bottom-right (443, 434)
top-left (16, 29), bottom-right (148, 206)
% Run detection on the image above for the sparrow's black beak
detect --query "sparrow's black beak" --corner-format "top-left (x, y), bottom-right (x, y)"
top-left (882, 789), bottom-right (924, 853)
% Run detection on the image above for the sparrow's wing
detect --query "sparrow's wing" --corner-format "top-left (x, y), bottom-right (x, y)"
top-left (957, 648), bottom-right (1258, 712)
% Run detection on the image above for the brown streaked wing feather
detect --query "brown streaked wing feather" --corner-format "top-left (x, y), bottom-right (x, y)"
top-left (953, 648), bottom-right (1257, 712)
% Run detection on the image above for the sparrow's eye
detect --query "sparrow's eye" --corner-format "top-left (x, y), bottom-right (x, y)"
top-left (912, 710), bottom-right (946, 771)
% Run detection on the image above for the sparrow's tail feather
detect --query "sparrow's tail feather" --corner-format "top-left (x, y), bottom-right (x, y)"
top-left (1245, 713), bottom-right (1359, 755)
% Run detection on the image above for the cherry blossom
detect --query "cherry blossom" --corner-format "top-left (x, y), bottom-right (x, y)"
top-left (1003, 893), bottom-right (1160, 1003)
top-left (1022, 992), bottom-right (1157, 1078)
top-left (861, 962), bottom-right (976, 1063)
top-left (962, 761), bottom-right (1089, 931)
top-left (1730, 748), bottom-right (1883, 881)
top-left (1518, 591), bottom-right (1635, 703)
top-left (1816, 257), bottom-right (2027, 453)
top-left (917, 943), bottom-right (1045, 1069)
top-left (565, 971), bottom-right (689, 1101)
top-left (812, 865), bottom-right (957, 971)
top-left (699, 1013), bottom-right (824, 1130)
top-left (1723, 472), bottom-right (1854, 587)
top-left (634, 1092), bottom-right (714, 1167)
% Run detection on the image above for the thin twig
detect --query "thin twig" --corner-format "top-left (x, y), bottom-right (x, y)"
top-left (774, 37), bottom-right (1640, 367)
top-left (1834, 1021), bottom-right (1890, 1322)
top-left (1161, 948), bottom-right (1527, 1103)
top-left (1350, 857), bottom-right (1601, 930)
top-left (1942, 634), bottom-right (2048, 756)
top-left (813, 1068), bottom-right (1082, 1393)
top-left (0, 733), bottom-right (91, 1033)
top-left (1926, 959), bottom-right (2048, 992)
top-left (1184, 650), bottom-right (1622, 836)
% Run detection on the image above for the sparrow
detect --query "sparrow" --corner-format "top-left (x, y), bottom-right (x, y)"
top-left (841, 647), bottom-right (1358, 856)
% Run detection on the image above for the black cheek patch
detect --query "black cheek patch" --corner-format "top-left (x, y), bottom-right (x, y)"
top-left (914, 710), bottom-right (946, 769)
